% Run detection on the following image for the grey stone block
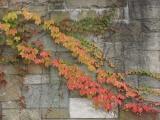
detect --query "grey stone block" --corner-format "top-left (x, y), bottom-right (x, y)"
top-left (2, 109), bottom-right (40, 120)
top-left (48, 1), bottom-right (65, 11)
top-left (129, 1), bottom-right (160, 20)
top-left (105, 22), bottom-right (142, 42)
top-left (140, 51), bottom-right (160, 73)
top-left (27, 5), bottom-right (47, 17)
top-left (124, 43), bottom-right (141, 71)
top-left (24, 75), bottom-right (49, 84)
top-left (142, 33), bottom-right (160, 50)
top-left (66, 0), bottom-right (107, 9)
top-left (50, 66), bottom-right (67, 85)
top-left (50, 66), bottom-right (59, 82)
top-left (141, 89), bottom-right (160, 103)
top-left (66, 0), bottom-right (126, 9)
top-left (41, 35), bottom-right (57, 51)
top-left (51, 51), bottom-right (78, 63)
top-left (1, 64), bottom-right (18, 75)
top-left (28, 64), bottom-right (49, 74)
top-left (125, 75), bottom-right (138, 87)
top-left (141, 19), bottom-right (160, 32)
top-left (139, 75), bottom-right (160, 88)
top-left (41, 108), bottom-right (69, 118)
top-left (2, 101), bottom-right (19, 108)
top-left (70, 98), bottom-right (118, 118)
top-left (51, 11), bottom-right (71, 23)
top-left (22, 84), bottom-right (69, 108)
top-left (0, 75), bottom-right (21, 101)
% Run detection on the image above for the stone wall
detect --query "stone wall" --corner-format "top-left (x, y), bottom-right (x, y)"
top-left (0, 0), bottom-right (160, 120)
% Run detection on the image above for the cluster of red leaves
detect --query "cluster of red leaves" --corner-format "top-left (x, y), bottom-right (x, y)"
top-left (123, 103), bottom-right (158, 114)
top-left (17, 44), bottom-right (52, 67)
top-left (53, 59), bottom-right (160, 114)
top-left (18, 96), bottom-right (27, 108)
top-left (53, 59), bottom-right (118, 112)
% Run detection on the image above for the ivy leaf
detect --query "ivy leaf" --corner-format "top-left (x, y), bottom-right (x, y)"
top-left (28, 54), bottom-right (36, 60)
top-left (40, 51), bottom-right (51, 57)
top-left (6, 28), bottom-right (17, 35)
top-left (25, 86), bottom-right (29, 91)
top-left (6, 38), bottom-right (14, 46)
top-left (20, 78), bottom-right (25, 83)
top-left (8, 12), bottom-right (17, 20)
top-left (52, 59), bottom-right (58, 66)
top-left (23, 103), bottom-right (27, 108)
top-left (34, 58), bottom-right (42, 64)
top-left (44, 60), bottom-right (51, 67)
top-left (14, 36), bottom-right (20, 42)
top-left (20, 96), bottom-right (25, 101)
top-left (126, 91), bottom-right (137, 98)
top-left (0, 37), bottom-right (4, 45)
top-left (0, 80), bottom-right (7, 87)
top-left (132, 106), bottom-right (137, 113)
top-left (3, 15), bottom-right (9, 22)
top-left (117, 94), bottom-right (125, 100)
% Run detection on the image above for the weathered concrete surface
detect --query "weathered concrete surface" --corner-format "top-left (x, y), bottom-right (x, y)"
top-left (70, 98), bottom-right (118, 118)
top-left (2, 109), bottom-right (40, 120)
top-left (24, 75), bottom-right (49, 84)
top-left (0, 75), bottom-right (21, 101)
top-left (41, 108), bottom-right (69, 119)
top-left (22, 84), bottom-right (69, 108)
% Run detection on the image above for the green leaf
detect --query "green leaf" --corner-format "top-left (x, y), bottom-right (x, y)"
top-left (0, 37), bottom-right (5, 45)
top-left (6, 38), bottom-right (14, 46)
top-left (2, 15), bottom-right (9, 22)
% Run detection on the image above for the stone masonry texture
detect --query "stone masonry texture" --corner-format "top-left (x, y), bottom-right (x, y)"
top-left (0, 0), bottom-right (160, 120)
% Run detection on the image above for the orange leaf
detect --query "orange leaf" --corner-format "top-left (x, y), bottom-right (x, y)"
top-left (126, 91), bottom-right (137, 98)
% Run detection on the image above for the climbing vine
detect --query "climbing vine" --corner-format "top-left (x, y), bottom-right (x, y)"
top-left (0, 7), bottom-right (160, 116)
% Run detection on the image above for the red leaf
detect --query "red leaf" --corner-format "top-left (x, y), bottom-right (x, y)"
top-left (52, 59), bottom-right (58, 66)
top-left (40, 51), bottom-right (51, 57)
top-left (20, 78), bottom-right (25, 83)
top-left (32, 29), bottom-right (38, 35)
top-left (132, 106), bottom-right (137, 113)
top-left (93, 97), bottom-right (98, 104)
top-left (25, 86), bottom-right (29, 91)
top-left (98, 77), bottom-right (105, 83)
top-left (151, 109), bottom-right (158, 114)
top-left (35, 39), bottom-right (42, 45)
top-left (117, 94), bottom-right (125, 100)
top-left (28, 54), bottom-right (35, 60)
top-left (23, 103), bottom-right (27, 108)
top-left (116, 99), bottom-right (122, 105)
top-left (126, 91), bottom-right (137, 98)
top-left (34, 58), bottom-right (42, 64)
top-left (20, 96), bottom-right (25, 101)
top-left (0, 80), bottom-right (7, 87)
top-left (137, 107), bottom-right (143, 113)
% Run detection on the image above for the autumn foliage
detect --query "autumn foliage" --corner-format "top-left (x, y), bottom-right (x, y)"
top-left (0, 8), bottom-right (160, 114)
